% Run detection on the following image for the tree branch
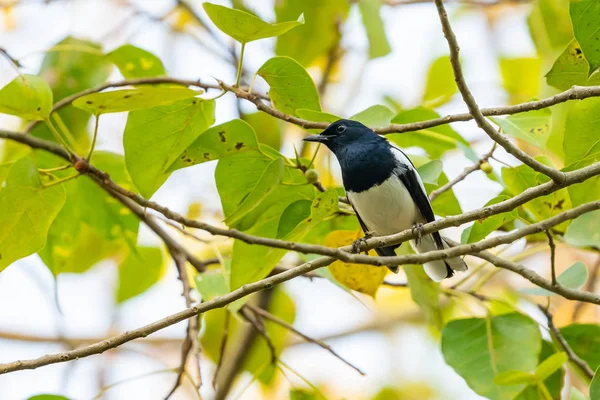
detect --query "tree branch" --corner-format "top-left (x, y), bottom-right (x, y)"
top-left (433, 0), bottom-right (565, 183)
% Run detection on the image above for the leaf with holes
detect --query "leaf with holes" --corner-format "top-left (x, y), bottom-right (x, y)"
top-left (0, 158), bottom-right (66, 271)
top-left (73, 87), bottom-right (201, 115)
top-left (491, 108), bottom-right (552, 149)
top-left (0, 74), bottom-right (53, 120)
top-left (570, 0), bottom-right (600, 76)
top-left (203, 2), bottom-right (303, 44)
top-left (546, 40), bottom-right (600, 90)
top-left (257, 56), bottom-right (321, 117)
top-left (124, 98), bottom-right (215, 198)
top-left (168, 119), bottom-right (259, 172)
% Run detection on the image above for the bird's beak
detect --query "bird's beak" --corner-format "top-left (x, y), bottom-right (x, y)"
top-left (303, 134), bottom-right (329, 143)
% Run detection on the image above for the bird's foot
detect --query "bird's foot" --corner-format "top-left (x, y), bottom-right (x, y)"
top-left (352, 233), bottom-right (372, 254)
top-left (412, 222), bottom-right (424, 245)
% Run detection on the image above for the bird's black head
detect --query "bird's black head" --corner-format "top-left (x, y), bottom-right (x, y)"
top-left (302, 119), bottom-right (383, 154)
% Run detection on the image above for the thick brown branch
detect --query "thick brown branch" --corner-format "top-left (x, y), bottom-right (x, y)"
top-left (433, 0), bottom-right (565, 183)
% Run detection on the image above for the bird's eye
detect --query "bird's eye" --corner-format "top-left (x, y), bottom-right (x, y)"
top-left (336, 125), bottom-right (346, 134)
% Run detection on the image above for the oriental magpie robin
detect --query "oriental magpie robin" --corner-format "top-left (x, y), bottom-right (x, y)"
top-left (303, 119), bottom-right (467, 281)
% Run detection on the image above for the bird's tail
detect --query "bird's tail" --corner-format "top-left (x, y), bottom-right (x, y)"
top-left (413, 235), bottom-right (467, 282)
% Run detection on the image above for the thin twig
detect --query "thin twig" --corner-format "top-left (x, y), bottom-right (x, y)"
top-left (429, 144), bottom-right (496, 201)
top-left (245, 304), bottom-right (365, 375)
top-left (432, 0), bottom-right (565, 184)
top-left (538, 306), bottom-right (595, 380)
top-left (545, 231), bottom-right (557, 286)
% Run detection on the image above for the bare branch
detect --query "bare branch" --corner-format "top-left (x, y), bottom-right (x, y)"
top-left (433, 0), bottom-right (565, 183)
top-left (245, 304), bottom-right (365, 375)
top-left (429, 144), bottom-right (496, 201)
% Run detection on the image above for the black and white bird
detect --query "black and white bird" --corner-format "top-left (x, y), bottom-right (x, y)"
top-left (303, 119), bottom-right (467, 281)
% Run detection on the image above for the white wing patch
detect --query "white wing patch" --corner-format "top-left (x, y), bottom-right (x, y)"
top-left (389, 145), bottom-right (429, 198)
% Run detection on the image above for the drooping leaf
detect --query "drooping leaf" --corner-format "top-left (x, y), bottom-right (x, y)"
top-left (33, 37), bottom-right (112, 154)
top-left (106, 44), bottom-right (166, 78)
top-left (358, 0), bottom-right (391, 59)
top-left (124, 98), bottom-right (215, 198)
top-left (462, 195), bottom-right (518, 244)
top-left (0, 158), bottom-right (66, 271)
top-left (326, 230), bottom-right (387, 297)
top-left (422, 56), bottom-right (457, 108)
top-left (203, 2), bottom-right (303, 44)
top-left (570, 0), bottom-right (600, 75)
top-left (563, 98), bottom-right (600, 166)
top-left (565, 211), bottom-right (600, 248)
top-left (491, 108), bottom-right (552, 149)
top-left (257, 56), bottom-right (321, 117)
top-left (168, 119), bottom-right (258, 172)
top-left (0, 74), bottom-right (52, 120)
top-left (350, 105), bottom-right (394, 128)
top-left (389, 108), bottom-right (467, 158)
top-left (546, 40), bottom-right (600, 90)
top-left (224, 158), bottom-right (285, 228)
top-left (39, 152), bottom-right (140, 275)
top-left (500, 57), bottom-right (541, 105)
top-left (73, 87), bottom-right (201, 115)
top-left (442, 313), bottom-right (542, 400)
top-left (522, 261), bottom-right (588, 296)
top-left (116, 247), bottom-right (165, 303)
top-left (560, 324), bottom-right (600, 371)
top-left (216, 150), bottom-right (315, 291)
top-left (274, 0), bottom-right (350, 67)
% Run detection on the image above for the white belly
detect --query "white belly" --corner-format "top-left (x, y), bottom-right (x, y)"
top-left (347, 176), bottom-right (420, 236)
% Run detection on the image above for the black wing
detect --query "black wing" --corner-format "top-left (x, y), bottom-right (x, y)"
top-left (390, 147), bottom-right (445, 250)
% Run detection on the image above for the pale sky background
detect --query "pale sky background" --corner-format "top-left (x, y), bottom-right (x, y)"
top-left (0, 0), bottom-right (538, 399)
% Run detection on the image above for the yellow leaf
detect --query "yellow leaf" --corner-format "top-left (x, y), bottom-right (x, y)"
top-left (325, 230), bottom-right (387, 297)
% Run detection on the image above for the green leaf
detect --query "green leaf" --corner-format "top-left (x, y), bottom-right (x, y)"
top-left (535, 352), bottom-right (567, 381)
top-left (203, 2), bottom-right (303, 44)
top-left (33, 37), bottom-right (112, 154)
top-left (73, 87), bottom-right (201, 115)
top-left (0, 158), bottom-right (66, 271)
top-left (290, 389), bottom-right (318, 400)
top-left (416, 160), bottom-right (443, 185)
top-left (27, 396), bottom-right (70, 400)
top-left (500, 57), bottom-right (541, 105)
top-left (283, 190), bottom-right (339, 241)
top-left (442, 313), bottom-right (542, 400)
top-left (216, 150), bottom-right (314, 291)
top-left (39, 152), bottom-right (140, 275)
top-left (565, 211), bottom-right (600, 248)
top-left (527, 0), bottom-right (573, 57)
top-left (0, 74), bottom-right (52, 120)
top-left (564, 98), bottom-right (600, 166)
top-left (493, 370), bottom-right (537, 386)
top-left (591, 366), bottom-right (600, 400)
top-left (560, 324), bottom-right (600, 371)
top-left (242, 111), bottom-right (283, 150)
top-left (116, 247), bottom-right (165, 303)
top-left (411, 154), bottom-right (462, 216)
top-left (0, 162), bottom-right (12, 185)
top-left (224, 158), bottom-right (285, 228)
top-left (422, 56), bottom-right (457, 108)
top-left (462, 196), bottom-right (518, 244)
top-left (400, 243), bottom-right (442, 329)
top-left (106, 44), bottom-right (166, 78)
top-left (502, 162), bottom-right (571, 231)
top-left (124, 98), bottom-right (215, 198)
top-left (277, 200), bottom-right (312, 238)
top-left (350, 105), bottom-right (394, 128)
top-left (274, 0), bottom-right (350, 67)
top-left (167, 119), bottom-right (258, 172)
top-left (570, 0), bottom-right (600, 75)
top-left (520, 261), bottom-right (588, 296)
top-left (358, 0), bottom-right (391, 59)
top-left (195, 270), bottom-right (229, 301)
top-left (546, 40), bottom-right (600, 90)
top-left (491, 108), bottom-right (552, 149)
top-left (390, 108), bottom-right (467, 158)
top-left (257, 56), bottom-right (321, 117)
